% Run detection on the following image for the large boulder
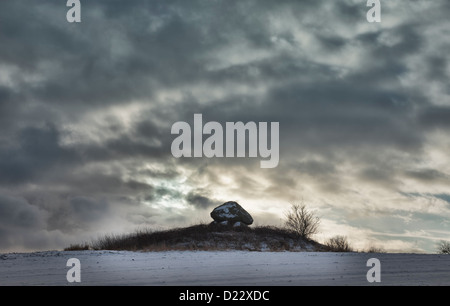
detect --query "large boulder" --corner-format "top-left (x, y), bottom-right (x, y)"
top-left (210, 201), bottom-right (253, 225)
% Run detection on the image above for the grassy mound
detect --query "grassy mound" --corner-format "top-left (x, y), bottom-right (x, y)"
top-left (65, 223), bottom-right (327, 252)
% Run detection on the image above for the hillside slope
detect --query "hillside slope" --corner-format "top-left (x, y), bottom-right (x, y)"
top-left (66, 223), bottom-right (327, 252)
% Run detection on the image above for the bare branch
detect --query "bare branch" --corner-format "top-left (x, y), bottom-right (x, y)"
top-left (284, 203), bottom-right (320, 239)
top-left (325, 235), bottom-right (353, 252)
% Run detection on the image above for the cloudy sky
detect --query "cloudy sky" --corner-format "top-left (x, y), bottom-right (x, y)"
top-left (0, 0), bottom-right (449, 253)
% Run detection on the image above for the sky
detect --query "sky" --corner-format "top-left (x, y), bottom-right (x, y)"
top-left (0, 0), bottom-right (449, 253)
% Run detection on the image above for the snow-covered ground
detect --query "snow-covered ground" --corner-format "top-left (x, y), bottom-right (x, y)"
top-left (1, 250), bottom-right (449, 286)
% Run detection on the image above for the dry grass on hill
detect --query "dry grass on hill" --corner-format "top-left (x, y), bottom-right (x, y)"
top-left (65, 222), bottom-right (328, 252)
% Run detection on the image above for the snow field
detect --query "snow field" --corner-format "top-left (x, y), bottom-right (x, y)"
top-left (0, 250), bottom-right (449, 286)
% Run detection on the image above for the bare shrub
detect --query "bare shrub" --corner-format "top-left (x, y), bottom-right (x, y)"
top-left (284, 203), bottom-right (320, 239)
top-left (325, 235), bottom-right (353, 252)
top-left (437, 240), bottom-right (450, 254)
top-left (365, 246), bottom-right (386, 253)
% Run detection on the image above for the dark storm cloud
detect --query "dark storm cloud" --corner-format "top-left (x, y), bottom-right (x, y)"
top-left (0, 123), bottom-right (79, 184)
top-left (0, 195), bottom-right (47, 250)
top-left (404, 169), bottom-right (450, 184)
top-left (0, 86), bottom-right (16, 125)
top-left (0, 1), bottom-right (196, 110)
top-left (60, 172), bottom-right (155, 196)
top-left (418, 106), bottom-right (450, 130)
top-left (69, 196), bottom-right (109, 224)
top-left (316, 34), bottom-right (347, 51)
top-left (0, 1), bottom-right (339, 112)
top-left (186, 190), bottom-right (220, 209)
top-left (0, 195), bottom-right (43, 229)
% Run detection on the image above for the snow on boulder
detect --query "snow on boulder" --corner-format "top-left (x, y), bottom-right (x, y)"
top-left (210, 201), bottom-right (253, 225)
